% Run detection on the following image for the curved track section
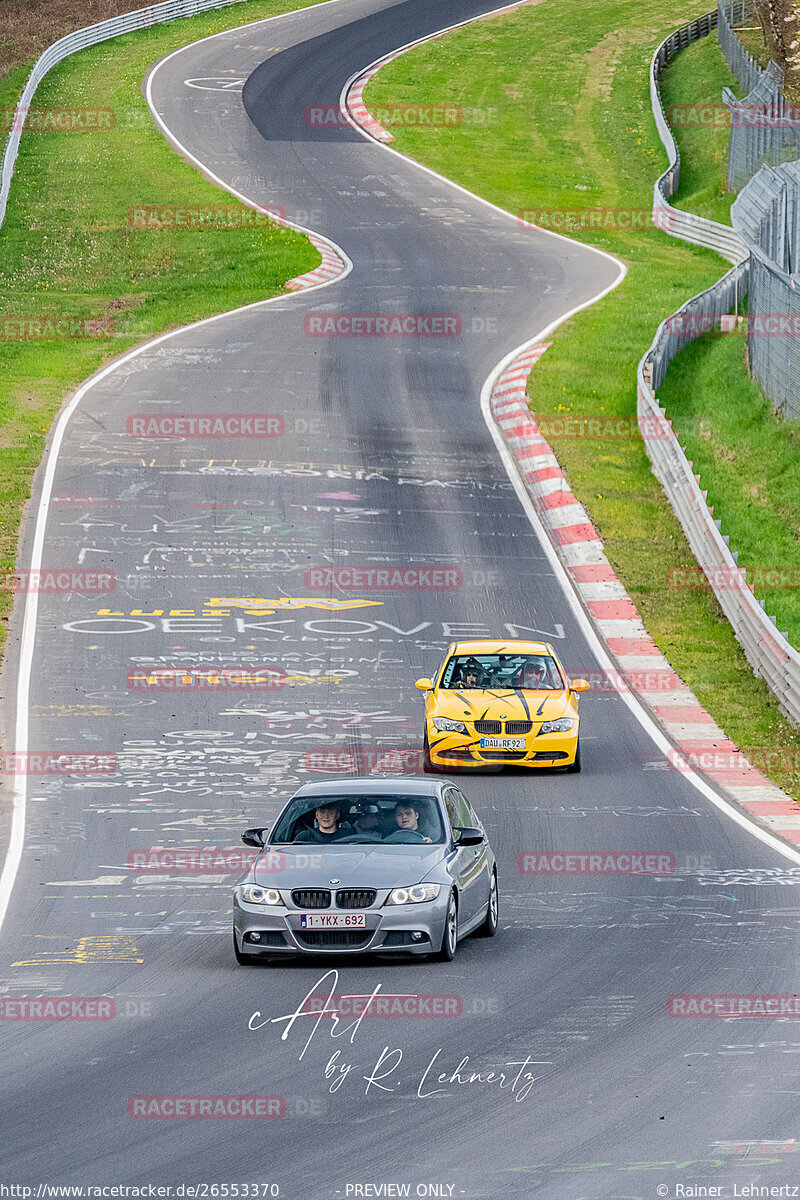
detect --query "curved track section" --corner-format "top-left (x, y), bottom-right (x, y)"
top-left (1, 2), bottom-right (799, 1195)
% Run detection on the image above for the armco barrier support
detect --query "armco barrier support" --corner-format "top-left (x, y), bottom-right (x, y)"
top-left (0, 2), bottom-right (347, 290)
top-left (637, 314), bottom-right (800, 725)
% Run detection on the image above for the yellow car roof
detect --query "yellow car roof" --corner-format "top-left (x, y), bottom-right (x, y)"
top-left (450, 639), bottom-right (552, 655)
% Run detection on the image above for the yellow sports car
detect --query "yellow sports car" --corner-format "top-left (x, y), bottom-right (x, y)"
top-left (416, 640), bottom-right (589, 772)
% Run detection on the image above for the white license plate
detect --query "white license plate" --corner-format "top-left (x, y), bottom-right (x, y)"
top-left (299, 912), bottom-right (367, 929)
top-left (480, 737), bottom-right (526, 750)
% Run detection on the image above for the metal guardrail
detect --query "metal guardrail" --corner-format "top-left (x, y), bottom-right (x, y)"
top-left (0, 0), bottom-right (248, 229)
top-left (651, 12), bottom-right (747, 264)
top-left (639, 16), bottom-right (800, 725)
top-left (644, 261), bottom-right (749, 391)
top-left (718, 3), bottom-right (800, 416)
top-left (637, 330), bottom-right (800, 724)
top-left (5, 0), bottom-right (800, 720)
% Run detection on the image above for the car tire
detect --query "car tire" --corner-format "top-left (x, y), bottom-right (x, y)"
top-left (565, 739), bottom-right (581, 773)
top-left (422, 731), bottom-right (435, 773)
top-left (234, 931), bottom-right (255, 965)
top-left (476, 870), bottom-right (499, 938)
top-left (423, 731), bottom-right (461, 774)
top-left (437, 891), bottom-right (458, 961)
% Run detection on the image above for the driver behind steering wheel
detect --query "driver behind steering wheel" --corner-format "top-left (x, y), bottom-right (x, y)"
top-left (457, 659), bottom-right (484, 689)
top-left (391, 801), bottom-right (432, 843)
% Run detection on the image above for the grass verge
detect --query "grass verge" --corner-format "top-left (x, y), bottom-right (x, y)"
top-left (735, 25), bottom-right (771, 73)
top-left (365, 0), bottom-right (800, 797)
top-left (0, 0), bottom-right (328, 639)
top-left (658, 42), bottom-right (800, 657)
top-left (660, 35), bottom-right (738, 224)
top-left (659, 332), bottom-right (800, 648)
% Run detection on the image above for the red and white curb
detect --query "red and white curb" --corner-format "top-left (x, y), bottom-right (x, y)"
top-left (285, 231), bottom-right (346, 290)
top-left (491, 344), bottom-right (800, 844)
top-left (144, 65), bottom-right (349, 297)
top-left (342, 1), bottom-right (527, 146)
top-left (347, 64), bottom-right (394, 143)
top-left (339, 1), bottom-right (800, 853)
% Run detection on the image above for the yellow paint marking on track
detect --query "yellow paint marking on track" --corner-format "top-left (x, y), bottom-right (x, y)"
top-left (12, 936), bottom-right (143, 967)
top-left (204, 597), bottom-right (384, 614)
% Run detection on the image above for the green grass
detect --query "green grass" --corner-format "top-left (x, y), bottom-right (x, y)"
top-left (659, 40), bottom-right (800, 663)
top-left (658, 30), bottom-right (800, 664)
top-left (736, 25), bottom-right (770, 72)
top-left (0, 0), bottom-right (328, 621)
top-left (660, 35), bottom-right (740, 224)
top-left (365, 0), bottom-right (800, 798)
top-left (659, 332), bottom-right (800, 650)
top-left (660, 36), bottom-right (800, 657)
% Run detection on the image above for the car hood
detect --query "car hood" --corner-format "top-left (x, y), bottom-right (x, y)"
top-left (435, 688), bottom-right (570, 723)
top-left (255, 843), bottom-right (448, 887)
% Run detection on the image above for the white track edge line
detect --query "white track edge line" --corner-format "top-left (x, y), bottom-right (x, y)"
top-left (0, 0), bottom-right (358, 937)
top-left (3, 0), bottom-right (797, 940)
top-left (481, 328), bottom-right (800, 866)
top-left (338, 7), bottom-right (633, 263)
top-left (339, 6), bottom-right (800, 866)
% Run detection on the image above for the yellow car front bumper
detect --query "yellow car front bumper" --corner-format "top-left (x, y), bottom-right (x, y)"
top-left (427, 725), bottom-right (579, 769)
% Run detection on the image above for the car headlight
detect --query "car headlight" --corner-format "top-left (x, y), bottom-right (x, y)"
top-left (240, 884), bottom-right (284, 906)
top-left (538, 717), bottom-right (575, 735)
top-left (433, 717), bottom-right (466, 733)
top-left (385, 884), bottom-right (441, 906)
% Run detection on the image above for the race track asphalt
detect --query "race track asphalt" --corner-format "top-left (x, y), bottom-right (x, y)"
top-left (1, 1), bottom-right (798, 1196)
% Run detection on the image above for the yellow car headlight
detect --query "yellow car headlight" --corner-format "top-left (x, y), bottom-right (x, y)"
top-left (538, 717), bottom-right (575, 735)
top-left (433, 717), bottom-right (467, 733)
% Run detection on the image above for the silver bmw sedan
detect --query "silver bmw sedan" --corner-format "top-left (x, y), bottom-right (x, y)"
top-left (232, 777), bottom-right (498, 964)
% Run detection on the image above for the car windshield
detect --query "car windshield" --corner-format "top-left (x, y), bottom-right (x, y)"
top-left (271, 794), bottom-right (446, 845)
top-left (441, 653), bottom-right (564, 691)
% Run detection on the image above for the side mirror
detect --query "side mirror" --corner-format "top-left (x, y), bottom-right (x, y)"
top-left (454, 826), bottom-right (484, 847)
top-left (241, 827), bottom-right (266, 848)
top-left (569, 678), bottom-right (590, 693)
top-left (415, 677), bottom-right (434, 691)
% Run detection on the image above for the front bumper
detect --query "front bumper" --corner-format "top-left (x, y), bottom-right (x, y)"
top-left (233, 892), bottom-right (448, 958)
top-left (427, 723), bottom-right (578, 769)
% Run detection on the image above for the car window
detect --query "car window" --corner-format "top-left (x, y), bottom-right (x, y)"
top-left (271, 794), bottom-right (446, 844)
top-left (440, 653), bottom-right (564, 690)
top-left (452, 789), bottom-right (473, 829)
top-left (462, 794), bottom-right (482, 830)
top-left (444, 788), bottom-right (471, 834)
